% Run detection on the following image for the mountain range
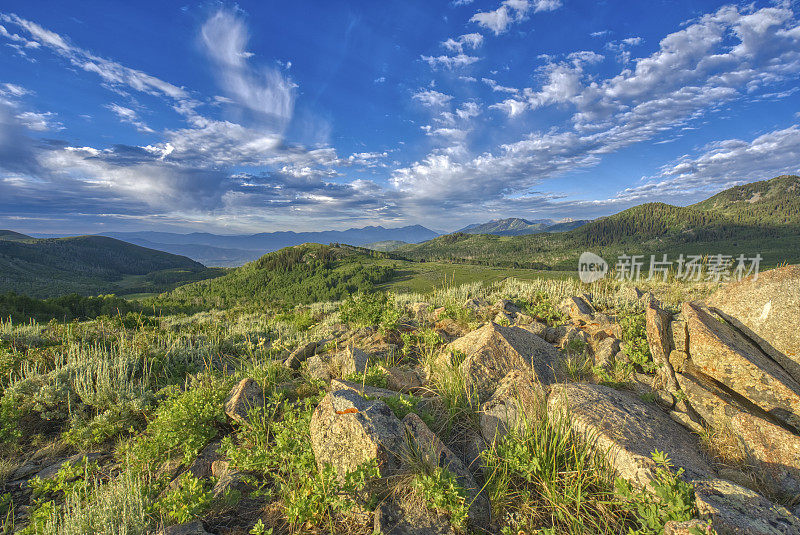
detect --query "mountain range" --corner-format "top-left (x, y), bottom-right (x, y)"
top-left (92, 225), bottom-right (440, 266)
top-left (456, 217), bottom-right (590, 236)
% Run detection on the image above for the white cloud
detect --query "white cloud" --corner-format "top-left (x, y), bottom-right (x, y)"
top-left (106, 103), bottom-right (154, 133)
top-left (471, 0), bottom-right (562, 35)
top-left (1, 82), bottom-right (30, 97)
top-left (442, 33), bottom-right (484, 53)
top-left (617, 125), bottom-right (800, 202)
top-left (482, 77), bottom-right (519, 94)
top-left (374, 76), bottom-right (386, 83)
top-left (15, 110), bottom-right (62, 131)
top-left (200, 10), bottom-right (295, 129)
top-left (420, 53), bottom-right (480, 69)
top-left (412, 89), bottom-right (453, 108)
top-left (395, 4), bottom-right (800, 216)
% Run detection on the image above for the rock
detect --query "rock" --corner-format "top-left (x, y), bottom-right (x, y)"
top-left (684, 302), bottom-right (800, 431)
top-left (668, 409), bottom-right (704, 435)
top-left (381, 366), bottom-right (423, 393)
top-left (693, 478), bottom-right (800, 534)
top-left (307, 354), bottom-right (332, 381)
top-left (663, 519), bottom-right (713, 535)
top-left (547, 383), bottom-right (714, 489)
top-left (446, 323), bottom-right (558, 401)
top-left (211, 467), bottom-right (250, 499)
top-left (706, 265), bottom-right (800, 382)
top-left (224, 378), bottom-right (264, 424)
top-left (495, 299), bottom-right (521, 315)
top-left (493, 311), bottom-right (513, 325)
top-left (409, 302), bottom-right (432, 321)
top-left (283, 340), bottom-right (318, 369)
top-left (644, 299), bottom-right (679, 391)
top-left (310, 389), bottom-right (404, 481)
top-left (593, 336), bottom-right (620, 368)
top-left (671, 318), bottom-right (688, 353)
top-left (521, 320), bottom-right (548, 338)
top-left (435, 318), bottom-right (465, 340)
top-left (676, 370), bottom-right (800, 496)
top-left (374, 499), bottom-right (455, 535)
top-left (559, 325), bottom-right (589, 350)
top-left (514, 312), bottom-right (533, 325)
top-left (156, 521), bottom-right (211, 535)
top-left (559, 296), bottom-right (595, 324)
top-left (331, 346), bottom-right (370, 377)
top-left (402, 413), bottom-right (490, 527)
top-left (463, 298), bottom-right (489, 312)
top-left (186, 441), bottom-right (221, 480)
top-left (34, 452), bottom-right (104, 481)
top-left (480, 370), bottom-right (544, 443)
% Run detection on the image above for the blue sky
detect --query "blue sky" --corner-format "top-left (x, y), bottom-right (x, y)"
top-left (1, 0), bottom-right (799, 234)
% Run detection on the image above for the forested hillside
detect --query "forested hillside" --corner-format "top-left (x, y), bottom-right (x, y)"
top-left (166, 244), bottom-right (397, 308)
top-left (0, 235), bottom-right (220, 298)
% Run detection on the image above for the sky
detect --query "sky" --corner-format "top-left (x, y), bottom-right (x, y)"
top-left (1, 0), bottom-right (799, 234)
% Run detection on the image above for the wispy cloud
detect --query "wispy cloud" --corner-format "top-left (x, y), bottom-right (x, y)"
top-left (471, 0), bottom-right (562, 35)
top-left (106, 104), bottom-right (154, 133)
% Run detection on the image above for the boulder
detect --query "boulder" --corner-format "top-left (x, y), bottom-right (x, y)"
top-left (670, 317), bottom-right (688, 354)
top-left (224, 378), bottom-right (264, 424)
top-left (493, 311), bottom-right (513, 325)
top-left (306, 354), bottom-right (332, 381)
top-left (480, 370), bottom-right (544, 443)
top-left (495, 299), bottom-right (521, 315)
top-left (547, 383), bottom-right (714, 489)
top-left (559, 296), bottom-right (595, 324)
top-left (283, 340), bottom-right (319, 369)
top-left (593, 336), bottom-right (620, 368)
top-left (707, 265), bottom-right (800, 383)
top-left (310, 389), bottom-right (404, 481)
top-left (514, 312), bottom-right (533, 325)
top-left (684, 302), bottom-right (800, 431)
top-left (402, 413), bottom-right (490, 527)
top-left (676, 370), bottom-right (800, 496)
top-left (409, 302), bottom-right (432, 321)
top-left (185, 441), bottom-right (221, 480)
top-left (693, 478), bottom-right (800, 534)
top-left (446, 323), bottom-right (557, 400)
top-left (381, 366), bottom-right (424, 393)
top-left (374, 499), bottom-right (455, 535)
top-left (332, 346), bottom-right (370, 377)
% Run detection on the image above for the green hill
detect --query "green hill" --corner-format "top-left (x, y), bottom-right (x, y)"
top-left (691, 174), bottom-right (800, 226)
top-left (0, 234), bottom-right (221, 298)
top-left (456, 217), bottom-right (590, 236)
top-left (0, 230), bottom-right (34, 242)
top-left (166, 243), bottom-right (397, 308)
top-left (398, 177), bottom-right (800, 269)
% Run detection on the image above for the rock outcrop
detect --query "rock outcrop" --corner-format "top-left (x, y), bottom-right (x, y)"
top-left (707, 265), bottom-right (800, 382)
top-left (479, 369), bottom-right (543, 442)
top-left (547, 383), bottom-right (714, 488)
top-left (224, 378), bottom-right (264, 424)
top-left (683, 302), bottom-right (800, 432)
top-left (310, 389), bottom-right (404, 481)
top-left (446, 322), bottom-right (557, 400)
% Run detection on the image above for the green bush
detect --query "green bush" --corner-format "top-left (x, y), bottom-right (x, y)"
top-left (153, 472), bottom-right (214, 525)
top-left (615, 450), bottom-right (697, 534)
top-left (411, 467), bottom-right (469, 530)
top-left (127, 375), bottom-right (230, 468)
top-left (620, 312), bottom-right (656, 374)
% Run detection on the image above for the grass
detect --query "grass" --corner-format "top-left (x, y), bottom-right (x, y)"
top-left (0, 272), bottom-right (728, 534)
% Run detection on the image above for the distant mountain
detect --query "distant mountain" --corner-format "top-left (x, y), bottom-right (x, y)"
top-left (363, 240), bottom-right (409, 252)
top-left (0, 234), bottom-right (221, 298)
top-left (455, 217), bottom-right (590, 236)
top-left (99, 224), bottom-right (439, 266)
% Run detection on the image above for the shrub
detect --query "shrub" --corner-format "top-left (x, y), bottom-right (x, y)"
top-left (411, 467), bottom-right (469, 531)
top-left (615, 450), bottom-right (697, 533)
top-left (339, 291), bottom-right (399, 329)
top-left (127, 375), bottom-right (230, 469)
top-left (619, 312), bottom-right (656, 374)
top-left (152, 472), bottom-right (214, 525)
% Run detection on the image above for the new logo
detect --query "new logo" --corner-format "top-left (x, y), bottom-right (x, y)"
top-left (578, 252), bottom-right (608, 283)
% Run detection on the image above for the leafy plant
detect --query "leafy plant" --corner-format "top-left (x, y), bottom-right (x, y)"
top-left (619, 313), bottom-right (656, 374)
top-left (153, 472), bottom-right (214, 525)
top-left (615, 450), bottom-right (697, 534)
top-left (411, 467), bottom-right (469, 530)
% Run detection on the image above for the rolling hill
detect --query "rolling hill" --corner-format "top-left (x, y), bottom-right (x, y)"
top-left (396, 176), bottom-right (800, 270)
top-left (0, 234), bottom-right (223, 298)
top-left (363, 240), bottom-right (409, 252)
top-left (166, 243), bottom-right (396, 308)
